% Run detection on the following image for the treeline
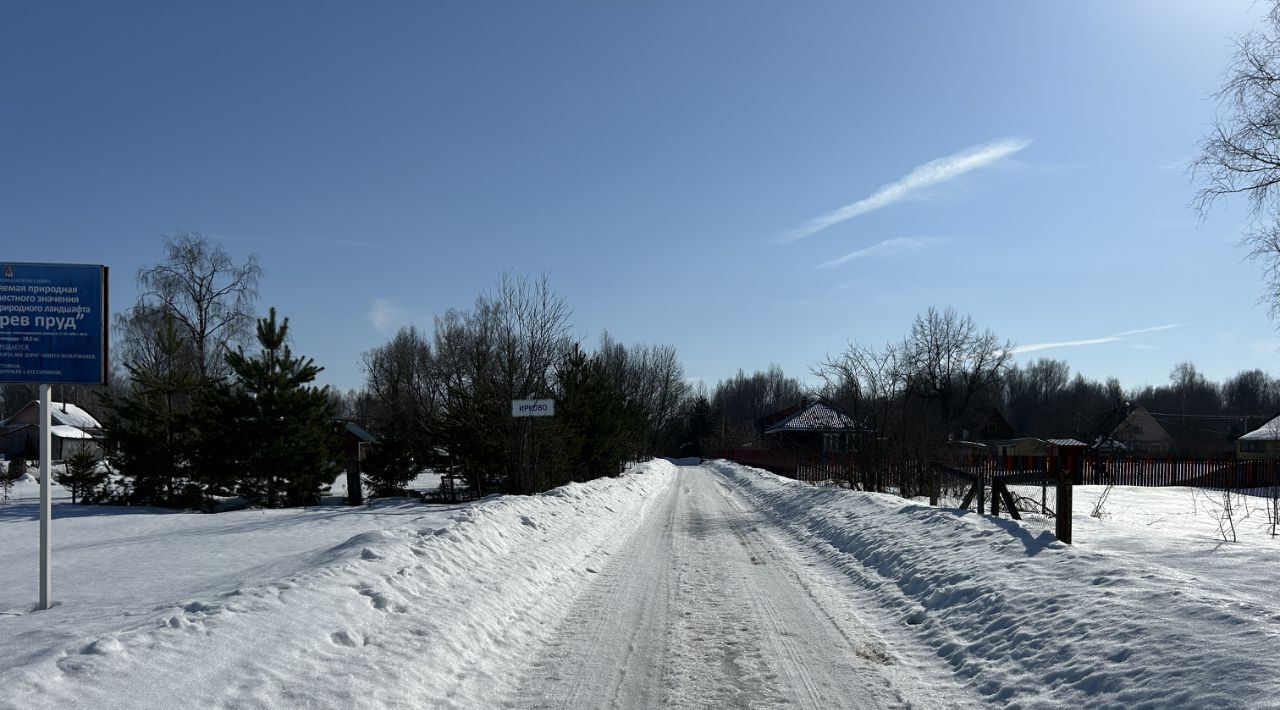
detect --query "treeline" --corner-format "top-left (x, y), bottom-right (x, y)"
top-left (6, 233), bottom-right (1275, 508)
top-left (1002, 360), bottom-right (1280, 454)
top-left (672, 309), bottom-right (1280, 497)
top-left (346, 274), bottom-right (690, 496)
top-left (63, 233), bottom-right (336, 509)
top-left (810, 309), bottom-right (1280, 490)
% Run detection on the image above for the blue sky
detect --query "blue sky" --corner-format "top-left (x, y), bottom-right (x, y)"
top-left (3, 1), bottom-right (1276, 393)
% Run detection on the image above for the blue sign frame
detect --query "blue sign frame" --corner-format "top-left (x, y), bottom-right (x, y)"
top-left (0, 262), bottom-right (109, 385)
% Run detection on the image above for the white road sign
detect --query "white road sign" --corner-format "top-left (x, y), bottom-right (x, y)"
top-left (512, 399), bottom-right (555, 417)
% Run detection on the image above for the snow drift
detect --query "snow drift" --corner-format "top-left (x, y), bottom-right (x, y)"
top-left (0, 460), bottom-right (677, 710)
top-left (712, 460), bottom-right (1280, 709)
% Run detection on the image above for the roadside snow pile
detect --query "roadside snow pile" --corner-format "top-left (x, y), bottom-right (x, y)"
top-left (0, 460), bottom-right (676, 710)
top-left (712, 460), bottom-right (1280, 709)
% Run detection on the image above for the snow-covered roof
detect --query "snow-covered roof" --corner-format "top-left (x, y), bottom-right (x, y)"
top-left (0, 401), bottom-right (102, 430)
top-left (764, 402), bottom-right (857, 434)
top-left (49, 402), bottom-right (102, 429)
top-left (1239, 414), bottom-right (1280, 442)
top-left (1094, 437), bottom-right (1128, 451)
top-left (343, 421), bottom-right (378, 444)
top-left (51, 425), bottom-right (94, 440)
top-left (1043, 438), bottom-right (1087, 448)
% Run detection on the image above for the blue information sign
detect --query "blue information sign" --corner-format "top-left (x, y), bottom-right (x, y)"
top-left (0, 262), bottom-right (108, 385)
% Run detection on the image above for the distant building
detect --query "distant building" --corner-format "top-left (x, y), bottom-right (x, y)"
top-left (947, 406), bottom-right (1018, 460)
top-left (758, 400), bottom-right (860, 454)
top-left (0, 401), bottom-right (103, 461)
top-left (1237, 414), bottom-right (1280, 460)
top-left (990, 437), bottom-right (1087, 459)
top-left (1107, 404), bottom-right (1173, 456)
top-left (953, 405), bottom-right (1017, 443)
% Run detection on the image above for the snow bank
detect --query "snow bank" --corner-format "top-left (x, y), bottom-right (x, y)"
top-left (0, 460), bottom-right (677, 710)
top-left (712, 460), bottom-right (1280, 709)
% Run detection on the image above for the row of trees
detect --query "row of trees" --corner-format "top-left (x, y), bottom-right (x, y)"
top-left (81, 234), bottom-right (338, 509)
top-left (6, 233), bottom-right (1276, 510)
top-left (354, 274), bottom-right (690, 496)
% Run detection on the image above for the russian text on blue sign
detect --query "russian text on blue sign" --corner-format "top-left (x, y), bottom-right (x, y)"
top-left (0, 262), bottom-right (108, 385)
top-left (511, 399), bottom-right (555, 417)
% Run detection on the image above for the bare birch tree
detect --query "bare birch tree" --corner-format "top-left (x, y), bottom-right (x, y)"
top-left (134, 232), bottom-right (263, 378)
top-left (1195, 2), bottom-right (1280, 321)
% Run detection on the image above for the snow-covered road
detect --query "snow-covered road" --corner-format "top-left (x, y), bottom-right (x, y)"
top-left (6, 459), bottom-right (1278, 708)
top-left (508, 465), bottom-right (927, 709)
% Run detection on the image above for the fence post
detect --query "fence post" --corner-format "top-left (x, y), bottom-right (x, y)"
top-left (1056, 468), bottom-right (1072, 544)
top-left (977, 469), bottom-right (986, 515)
top-left (929, 465), bottom-right (938, 507)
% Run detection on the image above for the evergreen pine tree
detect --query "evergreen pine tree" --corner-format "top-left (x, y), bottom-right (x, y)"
top-left (99, 322), bottom-right (206, 507)
top-left (222, 308), bottom-right (337, 507)
top-left (554, 344), bottom-right (647, 484)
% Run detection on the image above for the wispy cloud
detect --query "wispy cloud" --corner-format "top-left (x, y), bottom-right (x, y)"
top-left (817, 237), bottom-right (941, 269)
top-left (1012, 323), bottom-right (1185, 355)
top-left (365, 298), bottom-right (419, 335)
top-left (780, 137), bottom-right (1032, 243)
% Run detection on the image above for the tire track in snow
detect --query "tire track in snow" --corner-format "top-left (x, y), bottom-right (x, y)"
top-left (508, 465), bottom-right (913, 709)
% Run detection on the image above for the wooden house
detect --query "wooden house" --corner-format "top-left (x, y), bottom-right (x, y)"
top-left (1107, 405), bottom-right (1173, 456)
top-left (1238, 413), bottom-right (1280, 460)
top-left (759, 400), bottom-right (860, 453)
top-left (0, 401), bottom-right (103, 461)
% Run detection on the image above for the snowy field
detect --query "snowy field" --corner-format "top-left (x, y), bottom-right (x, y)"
top-left (2, 459), bottom-right (1280, 708)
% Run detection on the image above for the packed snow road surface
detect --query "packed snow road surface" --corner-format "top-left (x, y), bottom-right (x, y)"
top-left (508, 465), bottom-right (910, 709)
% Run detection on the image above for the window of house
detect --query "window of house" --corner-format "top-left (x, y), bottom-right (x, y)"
top-left (823, 433), bottom-right (841, 453)
top-left (1241, 442), bottom-right (1267, 454)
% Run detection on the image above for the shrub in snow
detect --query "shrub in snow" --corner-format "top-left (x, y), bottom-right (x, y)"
top-left (55, 447), bottom-right (110, 504)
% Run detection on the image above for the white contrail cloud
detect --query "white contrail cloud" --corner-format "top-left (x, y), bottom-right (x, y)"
top-left (1109, 323), bottom-right (1185, 338)
top-left (1012, 324), bottom-right (1185, 355)
top-left (1011, 336), bottom-right (1122, 354)
top-left (817, 237), bottom-right (939, 269)
top-left (780, 137), bottom-right (1033, 243)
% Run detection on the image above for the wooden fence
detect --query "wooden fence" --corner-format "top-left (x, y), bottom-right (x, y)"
top-left (716, 449), bottom-right (1280, 492)
top-left (957, 455), bottom-right (1280, 490)
top-left (712, 449), bottom-right (854, 485)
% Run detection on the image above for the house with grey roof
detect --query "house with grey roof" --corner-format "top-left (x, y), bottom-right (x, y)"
top-left (757, 400), bottom-right (861, 454)
top-left (0, 400), bottom-right (103, 461)
top-left (1238, 413), bottom-right (1280, 460)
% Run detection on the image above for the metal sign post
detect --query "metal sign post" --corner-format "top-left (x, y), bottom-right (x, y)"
top-left (39, 384), bottom-right (51, 609)
top-left (0, 262), bottom-right (108, 611)
top-left (512, 399), bottom-right (555, 492)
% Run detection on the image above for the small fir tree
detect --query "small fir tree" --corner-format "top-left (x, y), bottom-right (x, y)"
top-left (55, 446), bottom-right (109, 504)
top-left (221, 308), bottom-right (337, 507)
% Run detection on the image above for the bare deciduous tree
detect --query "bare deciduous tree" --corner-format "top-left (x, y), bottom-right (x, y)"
top-left (135, 232), bottom-right (263, 378)
top-left (1195, 2), bottom-right (1280, 321)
